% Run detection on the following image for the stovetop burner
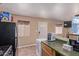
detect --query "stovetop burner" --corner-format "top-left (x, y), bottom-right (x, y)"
top-left (0, 45), bottom-right (11, 56)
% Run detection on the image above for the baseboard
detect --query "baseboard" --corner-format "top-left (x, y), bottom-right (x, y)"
top-left (17, 44), bottom-right (36, 48)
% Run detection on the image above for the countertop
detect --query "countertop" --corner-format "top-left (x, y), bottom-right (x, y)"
top-left (42, 38), bottom-right (79, 56)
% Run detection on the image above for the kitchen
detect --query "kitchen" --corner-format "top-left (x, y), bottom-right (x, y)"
top-left (0, 3), bottom-right (79, 56)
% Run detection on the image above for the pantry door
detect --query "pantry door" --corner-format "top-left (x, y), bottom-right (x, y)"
top-left (38, 22), bottom-right (48, 39)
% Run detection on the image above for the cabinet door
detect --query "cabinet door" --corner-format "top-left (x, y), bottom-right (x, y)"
top-left (42, 48), bottom-right (53, 56)
top-left (41, 42), bottom-right (55, 56)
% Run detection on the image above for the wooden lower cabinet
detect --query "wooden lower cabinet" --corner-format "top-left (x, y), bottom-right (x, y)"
top-left (41, 42), bottom-right (63, 56)
top-left (41, 42), bottom-right (55, 56)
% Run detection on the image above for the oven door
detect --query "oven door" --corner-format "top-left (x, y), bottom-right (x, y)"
top-left (3, 45), bottom-right (13, 56)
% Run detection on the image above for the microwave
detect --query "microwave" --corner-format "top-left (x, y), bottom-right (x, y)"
top-left (47, 33), bottom-right (56, 42)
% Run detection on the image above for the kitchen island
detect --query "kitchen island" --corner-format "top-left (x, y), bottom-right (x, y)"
top-left (41, 37), bottom-right (79, 56)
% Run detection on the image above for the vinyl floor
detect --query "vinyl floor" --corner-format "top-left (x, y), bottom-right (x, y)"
top-left (17, 46), bottom-right (36, 56)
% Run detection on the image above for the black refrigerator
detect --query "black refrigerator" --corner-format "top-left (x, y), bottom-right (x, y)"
top-left (0, 22), bottom-right (17, 56)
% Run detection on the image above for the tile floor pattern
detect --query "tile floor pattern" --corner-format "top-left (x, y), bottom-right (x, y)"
top-left (17, 46), bottom-right (36, 56)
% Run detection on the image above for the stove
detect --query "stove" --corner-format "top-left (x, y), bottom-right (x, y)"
top-left (0, 45), bottom-right (13, 56)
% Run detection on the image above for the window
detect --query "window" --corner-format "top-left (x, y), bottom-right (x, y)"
top-left (72, 16), bottom-right (79, 34)
top-left (55, 24), bottom-right (63, 34)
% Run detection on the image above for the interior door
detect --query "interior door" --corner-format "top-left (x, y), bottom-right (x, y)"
top-left (38, 22), bottom-right (48, 39)
top-left (17, 21), bottom-right (30, 47)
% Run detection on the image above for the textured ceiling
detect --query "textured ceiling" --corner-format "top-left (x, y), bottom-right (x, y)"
top-left (0, 3), bottom-right (79, 21)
